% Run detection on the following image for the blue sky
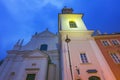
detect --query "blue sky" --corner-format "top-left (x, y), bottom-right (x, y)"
top-left (0, 0), bottom-right (120, 60)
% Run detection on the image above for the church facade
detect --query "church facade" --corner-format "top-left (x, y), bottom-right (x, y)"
top-left (0, 7), bottom-right (119, 80)
top-left (0, 29), bottom-right (59, 80)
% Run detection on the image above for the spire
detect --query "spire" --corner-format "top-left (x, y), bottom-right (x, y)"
top-left (20, 39), bottom-right (24, 46)
top-left (13, 39), bottom-right (24, 50)
top-left (62, 6), bottom-right (73, 14)
top-left (16, 39), bottom-right (21, 45)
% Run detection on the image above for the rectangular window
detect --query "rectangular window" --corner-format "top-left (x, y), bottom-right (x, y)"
top-left (26, 74), bottom-right (36, 80)
top-left (40, 44), bottom-right (48, 51)
top-left (69, 21), bottom-right (77, 28)
top-left (80, 53), bottom-right (88, 63)
top-left (111, 39), bottom-right (120, 45)
top-left (101, 40), bottom-right (110, 46)
top-left (110, 52), bottom-right (120, 64)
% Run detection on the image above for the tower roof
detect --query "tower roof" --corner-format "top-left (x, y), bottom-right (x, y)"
top-left (62, 6), bottom-right (73, 14)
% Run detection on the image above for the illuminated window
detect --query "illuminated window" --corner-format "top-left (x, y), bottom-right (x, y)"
top-left (40, 44), bottom-right (48, 51)
top-left (26, 74), bottom-right (36, 80)
top-left (101, 40), bottom-right (110, 46)
top-left (110, 52), bottom-right (120, 64)
top-left (89, 76), bottom-right (100, 80)
top-left (111, 39), bottom-right (120, 45)
top-left (69, 21), bottom-right (77, 28)
top-left (80, 53), bottom-right (88, 63)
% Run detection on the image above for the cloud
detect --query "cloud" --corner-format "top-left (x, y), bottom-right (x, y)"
top-left (0, 0), bottom-right (74, 60)
top-left (1, 0), bottom-right (65, 21)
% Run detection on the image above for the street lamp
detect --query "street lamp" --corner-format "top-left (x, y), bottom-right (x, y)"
top-left (65, 35), bottom-right (73, 80)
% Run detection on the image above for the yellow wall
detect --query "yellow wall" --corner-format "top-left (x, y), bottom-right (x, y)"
top-left (59, 14), bottom-right (87, 31)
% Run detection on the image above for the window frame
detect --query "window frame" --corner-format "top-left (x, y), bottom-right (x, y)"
top-left (25, 68), bottom-right (39, 80)
top-left (80, 53), bottom-right (89, 64)
top-left (69, 21), bottom-right (77, 28)
top-left (40, 44), bottom-right (48, 51)
top-left (109, 52), bottom-right (120, 64)
top-left (111, 39), bottom-right (120, 46)
top-left (26, 74), bottom-right (36, 80)
top-left (101, 40), bottom-right (111, 46)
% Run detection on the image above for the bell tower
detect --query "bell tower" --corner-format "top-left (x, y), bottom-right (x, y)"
top-left (58, 7), bottom-right (94, 80)
top-left (58, 7), bottom-right (116, 80)
top-left (59, 7), bottom-right (87, 31)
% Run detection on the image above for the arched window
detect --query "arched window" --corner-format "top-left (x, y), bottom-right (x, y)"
top-left (89, 76), bottom-right (100, 80)
top-left (40, 44), bottom-right (48, 51)
top-left (69, 21), bottom-right (77, 28)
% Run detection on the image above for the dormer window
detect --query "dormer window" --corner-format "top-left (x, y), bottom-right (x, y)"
top-left (69, 21), bottom-right (77, 28)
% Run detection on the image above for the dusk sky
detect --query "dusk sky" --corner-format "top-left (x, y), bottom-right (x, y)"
top-left (0, 0), bottom-right (120, 60)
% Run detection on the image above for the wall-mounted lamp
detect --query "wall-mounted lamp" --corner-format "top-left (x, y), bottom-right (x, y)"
top-left (75, 66), bottom-right (80, 75)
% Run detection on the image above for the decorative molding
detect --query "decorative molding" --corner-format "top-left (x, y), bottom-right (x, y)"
top-left (25, 68), bottom-right (40, 71)
top-left (86, 69), bottom-right (97, 73)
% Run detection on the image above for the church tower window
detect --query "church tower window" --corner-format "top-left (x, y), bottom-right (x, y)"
top-left (40, 44), bottom-right (48, 51)
top-left (69, 21), bottom-right (77, 28)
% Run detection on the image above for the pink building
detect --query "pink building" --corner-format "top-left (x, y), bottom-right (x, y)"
top-left (58, 7), bottom-right (115, 80)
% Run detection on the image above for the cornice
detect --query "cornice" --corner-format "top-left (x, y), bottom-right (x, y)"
top-left (93, 34), bottom-right (120, 39)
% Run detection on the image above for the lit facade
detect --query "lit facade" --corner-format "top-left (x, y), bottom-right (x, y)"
top-left (94, 33), bottom-right (120, 80)
top-left (0, 29), bottom-right (59, 80)
top-left (58, 7), bottom-right (116, 80)
top-left (0, 7), bottom-right (118, 80)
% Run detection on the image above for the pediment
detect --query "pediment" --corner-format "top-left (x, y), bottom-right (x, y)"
top-left (36, 29), bottom-right (57, 37)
